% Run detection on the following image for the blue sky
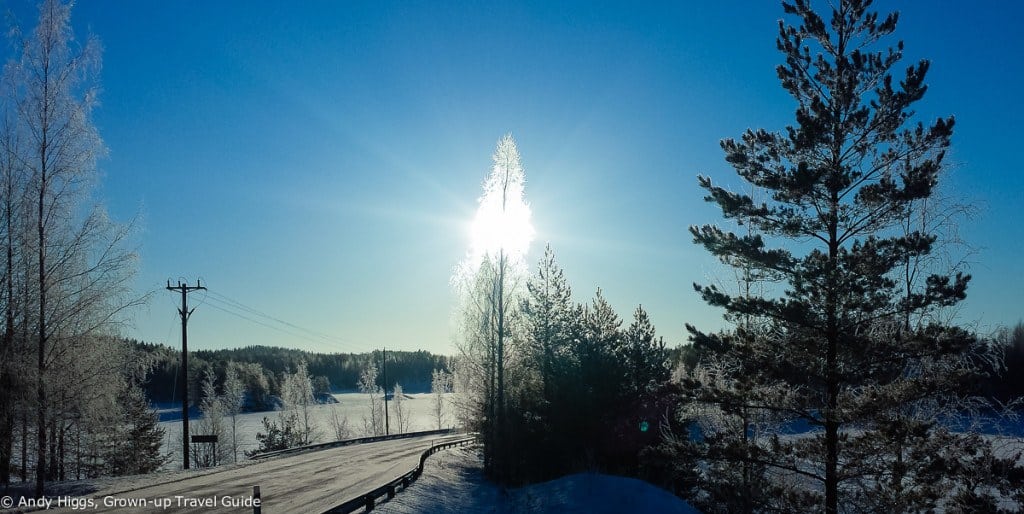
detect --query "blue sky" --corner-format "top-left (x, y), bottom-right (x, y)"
top-left (13, 1), bottom-right (1021, 354)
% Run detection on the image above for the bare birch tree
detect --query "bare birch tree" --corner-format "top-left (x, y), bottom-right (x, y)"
top-left (391, 383), bottom-right (411, 434)
top-left (222, 364), bottom-right (246, 463)
top-left (326, 404), bottom-right (352, 441)
top-left (281, 362), bottom-right (318, 445)
top-left (453, 134), bottom-right (533, 480)
top-left (0, 64), bottom-right (26, 486)
top-left (4, 0), bottom-right (141, 495)
top-left (193, 368), bottom-right (229, 467)
top-left (357, 361), bottom-right (384, 436)
top-left (430, 368), bottom-right (452, 430)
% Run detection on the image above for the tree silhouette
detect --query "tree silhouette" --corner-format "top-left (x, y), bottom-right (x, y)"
top-left (684, 0), bottom-right (1018, 511)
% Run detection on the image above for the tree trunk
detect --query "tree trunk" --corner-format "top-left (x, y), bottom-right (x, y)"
top-left (494, 250), bottom-right (506, 481)
top-left (75, 422), bottom-right (81, 480)
top-left (0, 162), bottom-right (13, 487)
top-left (0, 326), bottom-right (9, 486)
top-left (485, 313), bottom-right (495, 475)
top-left (57, 422), bottom-right (64, 481)
top-left (20, 410), bottom-right (26, 481)
top-left (0, 399), bottom-right (10, 484)
top-left (35, 373), bottom-right (46, 496)
top-left (35, 127), bottom-right (49, 498)
top-left (47, 421), bottom-right (56, 481)
top-left (0, 329), bottom-right (10, 485)
top-left (20, 262), bottom-right (29, 484)
top-left (824, 189), bottom-right (840, 514)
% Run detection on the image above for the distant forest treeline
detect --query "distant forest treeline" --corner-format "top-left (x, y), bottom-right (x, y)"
top-left (127, 323), bottom-right (1024, 412)
top-left (128, 340), bottom-right (451, 408)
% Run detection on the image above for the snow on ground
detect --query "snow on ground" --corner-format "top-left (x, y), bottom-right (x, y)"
top-left (158, 392), bottom-right (454, 468)
top-left (378, 446), bottom-right (701, 514)
top-left (1, 434), bottom-right (466, 513)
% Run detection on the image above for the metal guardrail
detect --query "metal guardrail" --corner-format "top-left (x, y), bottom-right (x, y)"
top-left (250, 428), bottom-right (456, 460)
top-left (321, 436), bottom-right (476, 513)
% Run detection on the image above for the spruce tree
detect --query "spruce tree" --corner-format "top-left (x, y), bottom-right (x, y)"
top-left (518, 244), bottom-right (580, 480)
top-left (522, 244), bottom-right (574, 408)
top-left (106, 385), bottom-right (166, 476)
top-left (685, 1), bottom-right (1018, 511)
top-left (622, 306), bottom-right (669, 396)
top-left (572, 290), bottom-right (625, 468)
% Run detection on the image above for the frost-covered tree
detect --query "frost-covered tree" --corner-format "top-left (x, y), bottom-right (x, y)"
top-left (0, 72), bottom-right (25, 486)
top-left (247, 362), bottom-right (319, 455)
top-left (430, 368), bottom-right (452, 430)
top-left (281, 362), bottom-right (318, 445)
top-left (59, 336), bottom-right (133, 479)
top-left (326, 404), bottom-right (352, 441)
top-left (312, 375), bottom-right (331, 398)
top-left (357, 361), bottom-right (384, 436)
top-left (449, 356), bottom-right (477, 431)
top-left (235, 361), bottom-right (272, 411)
top-left (391, 384), bottom-right (411, 434)
top-left (0, 0), bottom-right (141, 495)
top-left (453, 134), bottom-right (533, 480)
top-left (222, 365), bottom-right (246, 463)
top-left (193, 368), bottom-right (228, 467)
top-left (684, 1), bottom-right (1021, 511)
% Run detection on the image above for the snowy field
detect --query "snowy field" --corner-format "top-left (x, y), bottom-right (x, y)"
top-left (377, 446), bottom-right (701, 514)
top-left (157, 392), bottom-right (455, 468)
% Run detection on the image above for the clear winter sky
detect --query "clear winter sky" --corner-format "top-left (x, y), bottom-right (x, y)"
top-left (15, 1), bottom-right (1022, 355)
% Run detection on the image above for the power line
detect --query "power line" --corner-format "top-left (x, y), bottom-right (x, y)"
top-left (150, 279), bottom-right (375, 353)
top-left (198, 295), bottom-right (372, 353)
top-left (206, 290), bottom-right (355, 347)
top-left (200, 300), bottom-right (338, 348)
top-left (201, 295), bottom-right (355, 350)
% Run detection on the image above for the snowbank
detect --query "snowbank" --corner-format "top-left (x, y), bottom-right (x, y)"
top-left (378, 447), bottom-right (700, 514)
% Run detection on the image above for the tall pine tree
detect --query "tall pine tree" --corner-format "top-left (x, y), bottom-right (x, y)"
top-left (684, 1), bottom-right (1019, 511)
top-left (522, 244), bottom-right (574, 408)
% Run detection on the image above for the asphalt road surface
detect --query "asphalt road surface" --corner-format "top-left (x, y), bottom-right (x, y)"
top-left (46, 434), bottom-right (467, 514)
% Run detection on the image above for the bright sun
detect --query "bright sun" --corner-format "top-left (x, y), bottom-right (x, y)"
top-left (469, 193), bottom-right (534, 262)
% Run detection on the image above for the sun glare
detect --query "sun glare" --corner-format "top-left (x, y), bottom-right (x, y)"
top-left (469, 193), bottom-right (534, 263)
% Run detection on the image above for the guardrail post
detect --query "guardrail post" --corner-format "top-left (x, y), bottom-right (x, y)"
top-left (253, 486), bottom-right (261, 514)
top-left (365, 494), bottom-right (375, 510)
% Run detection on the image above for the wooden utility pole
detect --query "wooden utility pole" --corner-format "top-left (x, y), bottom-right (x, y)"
top-left (167, 279), bottom-right (206, 470)
top-left (382, 346), bottom-right (389, 435)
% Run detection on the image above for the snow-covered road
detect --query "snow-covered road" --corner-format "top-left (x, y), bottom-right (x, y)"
top-left (47, 434), bottom-right (465, 514)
